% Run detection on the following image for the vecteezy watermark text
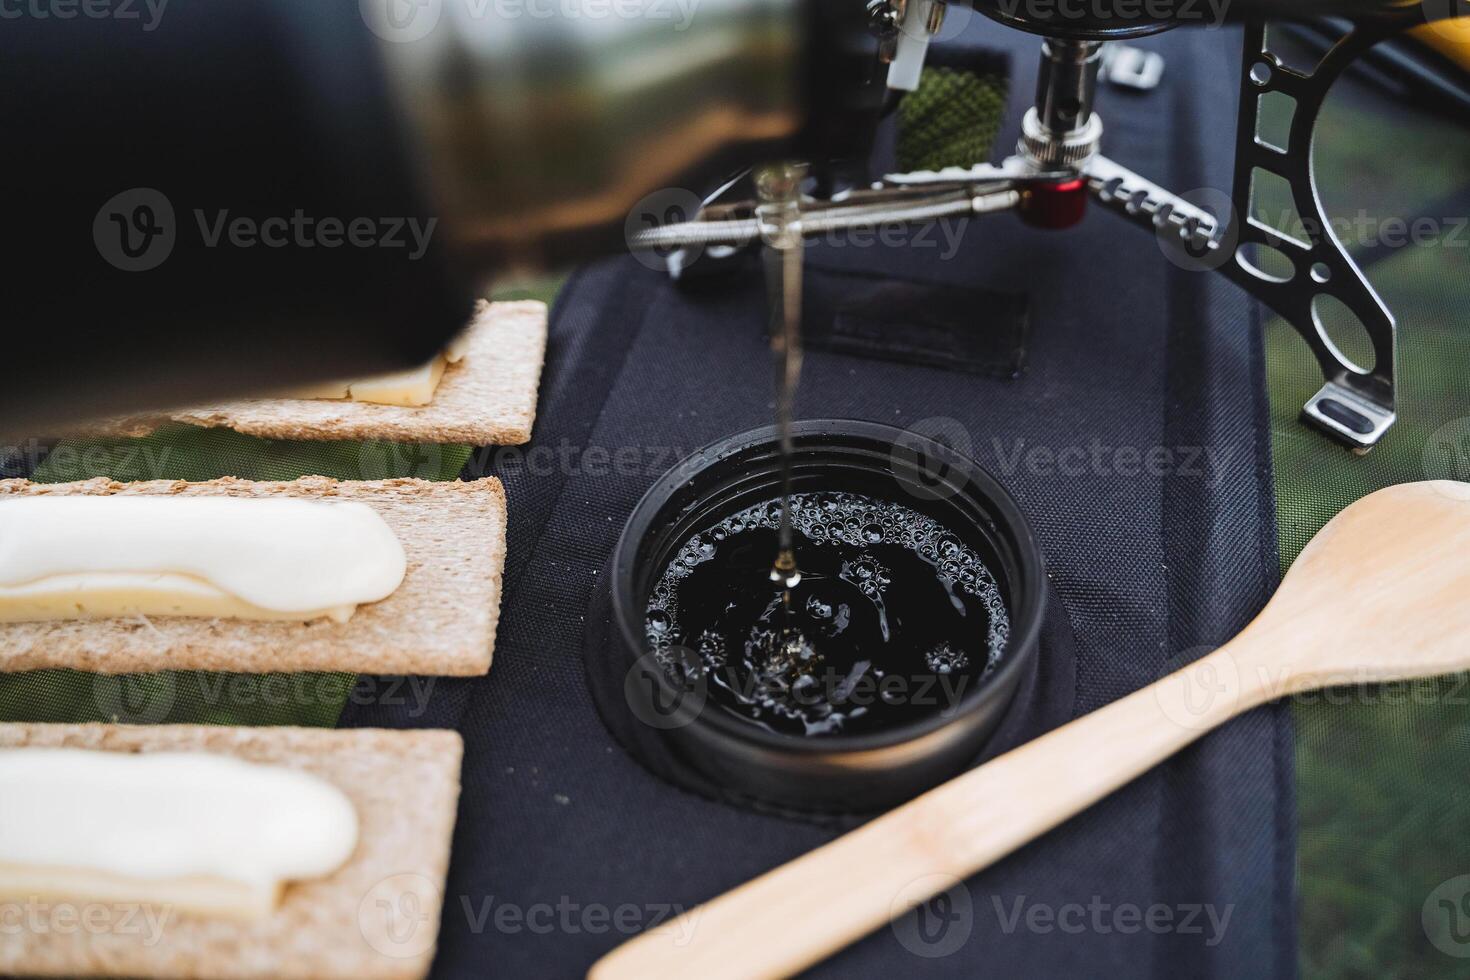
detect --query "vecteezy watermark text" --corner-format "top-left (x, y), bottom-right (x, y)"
top-left (990, 437), bottom-right (1232, 488)
top-left (193, 210), bottom-right (437, 260)
top-left (93, 188), bottom-right (438, 272)
top-left (891, 879), bottom-right (1235, 959)
top-left (625, 643), bottom-right (978, 732)
top-left (1253, 208), bottom-right (1470, 252)
top-left (1156, 647), bottom-right (1470, 733)
top-left (991, 895), bottom-right (1233, 945)
top-left (988, 0), bottom-right (1231, 29)
top-left (0, 0), bottom-right (167, 30)
top-left (95, 672), bottom-right (438, 725)
top-left (467, 439), bottom-right (696, 481)
top-left (12, 440), bottom-right (175, 482)
top-left (0, 898), bottom-right (174, 945)
top-left (360, 0), bottom-right (700, 44)
top-left (357, 875), bottom-right (701, 962)
top-left (459, 895), bottom-right (699, 941)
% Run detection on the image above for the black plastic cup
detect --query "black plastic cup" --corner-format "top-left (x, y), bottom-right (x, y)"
top-left (586, 419), bottom-right (1046, 813)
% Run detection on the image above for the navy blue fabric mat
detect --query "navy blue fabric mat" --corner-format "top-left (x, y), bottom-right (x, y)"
top-left (342, 23), bottom-right (1293, 979)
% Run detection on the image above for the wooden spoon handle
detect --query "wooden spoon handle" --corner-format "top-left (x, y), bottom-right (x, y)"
top-left (590, 644), bottom-right (1271, 980)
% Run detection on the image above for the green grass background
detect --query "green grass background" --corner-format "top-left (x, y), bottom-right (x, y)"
top-left (1258, 59), bottom-right (1470, 979)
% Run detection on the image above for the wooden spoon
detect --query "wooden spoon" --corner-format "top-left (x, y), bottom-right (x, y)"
top-left (591, 480), bottom-right (1470, 980)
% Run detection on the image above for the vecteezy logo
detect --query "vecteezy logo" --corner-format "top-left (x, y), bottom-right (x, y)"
top-left (1155, 646), bottom-right (1241, 732)
top-left (358, 873), bottom-right (441, 959)
top-left (1423, 875), bottom-right (1470, 958)
top-left (890, 416), bottom-right (974, 502)
top-left (623, 645), bottom-right (707, 730)
top-left (93, 188), bottom-right (175, 272)
top-left (1423, 418), bottom-right (1470, 502)
top-left (1155, 186), bottom-right (1237, 274)
top-left (890, 874), bottom-right (973, 958)
top-left (360, 0), bottom-right (443, 43)
top-left (625, 187), bottom-right (707, 272)
top-left (357, 440), bottom-right (446, 481)
top-left (897, 0), bottom-right (972, 45)
top-left (93, 672), bottom-right (177, 724)
top-left (1420, 0), bottom-right (1470, 43)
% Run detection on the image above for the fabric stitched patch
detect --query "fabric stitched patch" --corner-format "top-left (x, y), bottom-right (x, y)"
top-left (803, 265), bottom-right (1029, 378)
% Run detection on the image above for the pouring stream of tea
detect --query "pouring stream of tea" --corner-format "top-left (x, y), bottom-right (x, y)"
top-left (757, 163), bottom-right (806, 592)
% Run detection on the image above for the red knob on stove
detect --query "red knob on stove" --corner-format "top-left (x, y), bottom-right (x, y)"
top-left (1019, 178), bottom-right (1087, 229)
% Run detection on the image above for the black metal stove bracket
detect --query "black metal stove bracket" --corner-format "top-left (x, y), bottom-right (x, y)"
top-left (1226, 16), bottom-right (1413, 451)
top-left (1087, 10), bottom-right (1466, 451)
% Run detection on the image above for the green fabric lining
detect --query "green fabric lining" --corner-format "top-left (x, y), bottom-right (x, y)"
top-left (1262, 70), bottom-right (1470, 977)
top-left (896, 66), bottom-right (1008, 174)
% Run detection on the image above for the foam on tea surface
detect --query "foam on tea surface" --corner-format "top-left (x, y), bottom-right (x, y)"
top-left (645, 491), bottom-right (1010, 737)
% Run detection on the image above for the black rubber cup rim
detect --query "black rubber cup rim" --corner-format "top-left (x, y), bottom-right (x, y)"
top-left (603, 419), bottom-right (1046, 812)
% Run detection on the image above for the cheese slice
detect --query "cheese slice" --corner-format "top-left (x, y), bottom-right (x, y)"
top-left (346, 355), bottom-right (448, 407)
top-left (0, 749), bottom-right (359, 919)
top-left (0, 496), bottom-right (406, 624)
top-left (288, 378), bottom-right (353, 400)
top-left (0, 862), bottom-right (283, 922)
top-left (0, 572), bottom-right (360, 624)
top-left (289, 335), bottom-right (469, 407)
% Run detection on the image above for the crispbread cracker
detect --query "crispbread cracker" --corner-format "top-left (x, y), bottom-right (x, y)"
top-left (94, 300), bottom-right (546, 444)
top-left (0, 722), bottom-right (462, 980)
top-left (0, 476), bottom-right (505, 676)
